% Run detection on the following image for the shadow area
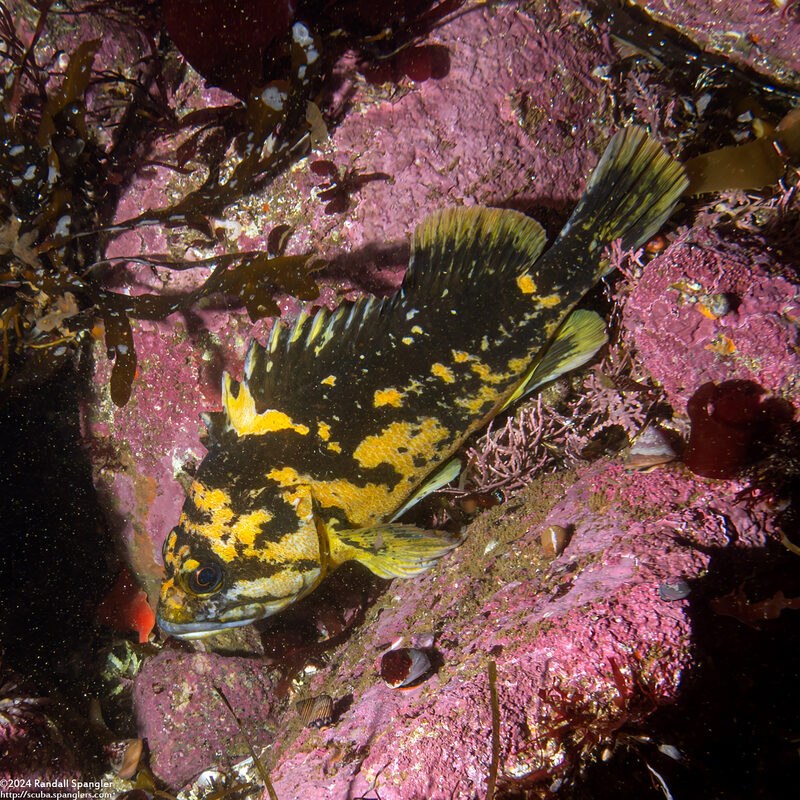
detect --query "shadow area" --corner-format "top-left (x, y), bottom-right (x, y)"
top-left (0, 361), bottom-right (114, 692)
top-left (572, 538), bottom-right (800, 800)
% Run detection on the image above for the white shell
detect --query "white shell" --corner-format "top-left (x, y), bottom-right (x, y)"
top-left (625, 426), bottom-right (677, 470)
top-left (381, 647), bottom-right (432, 688)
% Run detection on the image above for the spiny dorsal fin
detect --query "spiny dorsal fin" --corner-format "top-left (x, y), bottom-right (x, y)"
top-left (239, 294), bottom-right (390, 413)
top-left (239, 207), bottom-right (547, 413)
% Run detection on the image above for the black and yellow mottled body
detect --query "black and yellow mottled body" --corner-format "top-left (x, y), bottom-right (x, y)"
top-left (158, 128), bottom-right (687, 638)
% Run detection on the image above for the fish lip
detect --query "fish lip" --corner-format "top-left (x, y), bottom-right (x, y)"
top-left (155, 609), bottom-right (265, 640)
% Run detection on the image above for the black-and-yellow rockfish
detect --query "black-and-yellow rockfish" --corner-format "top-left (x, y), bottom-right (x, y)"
top-left (157, 127), bottom-right (687, 638)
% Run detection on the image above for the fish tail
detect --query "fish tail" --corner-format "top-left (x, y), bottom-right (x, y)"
top-left (331, 524), bottom-right (463, 579)
top-left (552, 126), bottom-right (688, 266)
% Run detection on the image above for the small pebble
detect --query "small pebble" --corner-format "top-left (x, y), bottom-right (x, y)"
top-left (658, 579), bottom-right (691, 601)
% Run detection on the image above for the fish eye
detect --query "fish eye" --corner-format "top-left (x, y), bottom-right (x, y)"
top-left (185, 562), bottom-right (224, 596)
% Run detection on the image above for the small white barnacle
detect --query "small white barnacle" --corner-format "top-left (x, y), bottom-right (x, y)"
top-left (261, 85), bottom-right (287, 111)
top-left (292, 23), bottom-right (318, 64)
top-left (292, 22), bottom-right (311, 44)
top-left (55, 215), bottom-right (71, 236)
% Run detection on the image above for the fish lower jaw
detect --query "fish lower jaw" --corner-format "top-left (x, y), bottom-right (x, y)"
top-left (155, 606), bottom-right (267, 640)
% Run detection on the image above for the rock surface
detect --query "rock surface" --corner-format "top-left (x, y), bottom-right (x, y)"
top-left (621, 228), bottom-right (800, 414)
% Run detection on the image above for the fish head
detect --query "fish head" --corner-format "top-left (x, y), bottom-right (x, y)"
top-left (156, 480), bottom-right (323, 639)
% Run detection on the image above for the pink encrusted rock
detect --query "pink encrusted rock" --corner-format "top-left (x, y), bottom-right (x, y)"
top-left (634, 0), bottom-right (800, 87)
top-left (621, 228), bottom-right (800, 413)
top-left (133, 650), bottom-right (279, 788)
top-left (100, 0), bottom-right (616, 293)
top-left (210, 460), bottom-right (769, 800)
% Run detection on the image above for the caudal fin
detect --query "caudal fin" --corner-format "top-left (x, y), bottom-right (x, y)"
top-left (550, 127), bottom-right (688, 269)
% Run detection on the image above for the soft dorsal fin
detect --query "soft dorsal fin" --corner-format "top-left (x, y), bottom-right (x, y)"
top-left (404, 206), bottom-right (546, 304)
top-left (230, 207), bottom-right (547, 416)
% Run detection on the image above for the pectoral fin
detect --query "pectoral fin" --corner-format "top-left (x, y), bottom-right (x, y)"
top-left (333, 524), bottom-right (464, 579)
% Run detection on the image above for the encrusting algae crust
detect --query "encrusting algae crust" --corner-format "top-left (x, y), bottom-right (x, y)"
top-left (157, 128), bottom-right (688, 639)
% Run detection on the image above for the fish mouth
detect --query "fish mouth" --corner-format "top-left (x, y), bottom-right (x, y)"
top-left (156, 607), bottom-right (266, 640)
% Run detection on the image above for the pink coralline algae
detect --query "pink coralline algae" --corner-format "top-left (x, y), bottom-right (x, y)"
top-left (621, 228), bottom-right (800, 413)
top-left (132, 651), bottom-right (279, 788)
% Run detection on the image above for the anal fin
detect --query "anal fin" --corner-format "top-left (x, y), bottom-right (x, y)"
top-left (501, 309), bottom-right (607, 411)
top-left (390, 457), bottom-right (462, 522)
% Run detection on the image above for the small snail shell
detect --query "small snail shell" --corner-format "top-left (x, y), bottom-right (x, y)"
top-left (624, 426), bottom-right (677, 471)
top-left (380, 647), bottom-right (431, 689)
top-left (658, 579), bottom-right (691, 602)
top-left (541, 525), bottom-right (569, 559)
top-left (296, 694), bottom-right (335, 728)
top-left (107, 738), bottom-right (143, 779)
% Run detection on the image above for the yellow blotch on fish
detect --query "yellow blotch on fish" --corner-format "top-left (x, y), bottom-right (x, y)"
top-left (183, 481), bottom-right (276, 561)
top-left (470, 360), bottom-right (507, 384)
top-left (533, 293), bottom-right (563, 309)
top-left (223, 374), bottom-right (309, 436)
top-left (156, 127), bottom-right (688, 639)
top-left (516, 274), bottom-right (537, 294)
top-left (374, 388), bottom-right (405, 407)
top-left (431, 362), bottom-right (455, 383)
top-left (353, 418), bottom-right (451, 479)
